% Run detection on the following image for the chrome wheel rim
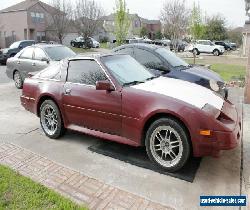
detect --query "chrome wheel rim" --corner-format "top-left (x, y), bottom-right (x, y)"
top-left (214, 51), bottom-right (219, 56)
top-left (14, 72), bottom-right (21, 87)
top-left (41, 104), bottom-right (58, 136)
top-left (150, 126), bottom-right (183, 168)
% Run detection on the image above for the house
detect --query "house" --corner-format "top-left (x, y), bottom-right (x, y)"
top-left (140, 17), bottom-right (162, 39)
top-left (99, 13), bottom-right (161, 42)
top-left (0, 0), bottom-right (78, 48)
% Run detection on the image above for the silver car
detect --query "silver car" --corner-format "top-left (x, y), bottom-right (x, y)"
top-left (6, 44), bottom-right (76, 89)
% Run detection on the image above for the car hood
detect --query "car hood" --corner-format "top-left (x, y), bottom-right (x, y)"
top-left (1, 48), bottom-right (10, 53)
top-left (132, 77), bottom-right (224, 110)
top-left (184, 65), bottom-right (224, 82)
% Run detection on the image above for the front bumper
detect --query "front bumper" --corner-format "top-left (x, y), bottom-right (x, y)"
top-left (0, 54), bottom-right (7, 63)
top-left (218, 87), bottom-right (228, 99)
top-left (193, 101), bottom-right (241, 157)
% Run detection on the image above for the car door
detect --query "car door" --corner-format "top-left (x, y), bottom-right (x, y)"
top-left (204, 41), bottom-right (214, 53)
top-left (16, 47), bottom-right (34, 78)
top-left (196, 41), bottom-right (205, 52)
top-left (33, 47), bottom-right (50, 71)
top-left (62, 59), bottom-right (122, 135)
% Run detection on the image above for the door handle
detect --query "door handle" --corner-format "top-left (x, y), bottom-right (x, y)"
top-left (64, 88), bottom-right (71, 95)
top-left (32, 63), bottom-right (36, 66)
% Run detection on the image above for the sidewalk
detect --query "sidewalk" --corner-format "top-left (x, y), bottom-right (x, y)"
top-left (243, 104), bottom-right (250, 199)
top-left (0, 142), bottom-right (173, 210)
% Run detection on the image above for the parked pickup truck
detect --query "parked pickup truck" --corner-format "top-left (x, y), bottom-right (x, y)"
top-left (187, 40), bottom-right (225, 56)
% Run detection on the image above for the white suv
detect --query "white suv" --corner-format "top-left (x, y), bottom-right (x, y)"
top-left (188, 40), bottom-right (225, 56)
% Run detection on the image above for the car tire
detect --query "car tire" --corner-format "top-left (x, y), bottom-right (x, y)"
top-left (13, 71), bottom-right (23, 89)
top-left (145, 117), bottom-right (191, 172)
top-left (213, 49), bottom-right (220, 56)
top-left (71, 42), bottom-right (75, 47)
top-left (193, 48), bottom-right (199, 56)
top-left (40, 100), bottom-right (65, 139)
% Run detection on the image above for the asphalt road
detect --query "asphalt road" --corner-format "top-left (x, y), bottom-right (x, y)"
top-left (0, 65), bottom-right (11, 84)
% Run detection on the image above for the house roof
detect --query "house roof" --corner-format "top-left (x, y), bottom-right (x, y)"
top-left (140, 17), bottom-right (161, 25)
top-left (0, 0), bottom-right (57, 14)
top-left (102, 13), bottom-right (161, 25)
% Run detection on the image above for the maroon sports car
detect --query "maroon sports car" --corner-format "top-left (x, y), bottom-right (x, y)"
top-left (21, 54), bottom-right (241, 172)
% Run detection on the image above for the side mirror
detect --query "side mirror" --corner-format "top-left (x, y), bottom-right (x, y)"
top-left (19, 45), bottom-right (23, 49)
top-left (41, 57), bottom-right (50, 64)
top-left (96, 80), bottom-right (115, 91)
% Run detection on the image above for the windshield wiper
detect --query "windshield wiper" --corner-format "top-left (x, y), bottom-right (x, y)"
top-left (145, 75), bottom-right (159, 81)
top-left (123, 80), bottom-right (145, 87)
top-left (175, 65), bottom-right (190, 70)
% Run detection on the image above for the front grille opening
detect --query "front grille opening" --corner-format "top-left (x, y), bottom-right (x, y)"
top-left (217, 112), bottom-right (233, 122)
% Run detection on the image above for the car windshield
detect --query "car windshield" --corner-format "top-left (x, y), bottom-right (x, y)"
top-left (44, 46), bottom-right (76, 61)
top-left (156, 48), bottom-right (189, 68)
top-left (101, 55), bottom-right (155, 86)
top-left (9, 41), bottom-right (21, 49)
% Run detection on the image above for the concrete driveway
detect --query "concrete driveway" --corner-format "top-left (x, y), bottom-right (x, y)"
top-left (0, 65), bottom-right (246, 210)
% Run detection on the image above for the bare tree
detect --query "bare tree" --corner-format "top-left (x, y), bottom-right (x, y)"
top-left (161, 0), bottom-right (190, 51)
top-left (74, 0), bottom-right (104, 48)
top-left (48, 0), bottom-right (73, 44)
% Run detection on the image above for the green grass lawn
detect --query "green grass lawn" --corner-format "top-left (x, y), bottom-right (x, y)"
top-left (100, 42), bottom-right (110, 49)
top-left (70, 47), bottom-right (95, 54)
top-left (0, 165), bottom-right (87, 210)
top-left (185, 59), bottom-right (246, 81)
top-left (209, 64), bottom-right (246, 81)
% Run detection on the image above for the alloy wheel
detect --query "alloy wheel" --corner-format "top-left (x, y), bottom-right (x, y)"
top-left (14, 71), bottom-right (23, 89)
top-left (150, 125), bottom-right (183, 168)
top-left (41, 104), bottom-right (58, 136)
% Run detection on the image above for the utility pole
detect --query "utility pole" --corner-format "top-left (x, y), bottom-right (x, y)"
top-left (244, 0), bottom-right (250, 103)
top-left (246, 48), bottom-right (250, 103)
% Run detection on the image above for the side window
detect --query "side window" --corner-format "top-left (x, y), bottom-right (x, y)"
top-left (134, 48), bottom-right (164, 70)
top-left (67, 60), bottom-right (108, 85)
top-left (34, 48), bottom-right (47, 60)
top-left (116, 47), bottom-right (134, 56)
top-left (19, 47), bottom-right (34, 59)
top-left (22, 41), bottom-right (31, 48)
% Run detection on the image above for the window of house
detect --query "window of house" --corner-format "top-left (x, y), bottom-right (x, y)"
top-left (134, 20), bottom-right (139, 28)
top-left (19, 47), bottom-right (34, 59)
top-left (36, 32), bottom-right (46, 42)
top-left (67, 60), bottom-right (107, 85)
top-left (31, 12), bottom-right (44, 23)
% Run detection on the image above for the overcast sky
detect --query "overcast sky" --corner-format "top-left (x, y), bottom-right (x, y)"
top-left (0, 0), bottom-right (247, 27)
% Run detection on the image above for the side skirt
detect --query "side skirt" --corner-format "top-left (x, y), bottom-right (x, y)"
top-left (67, 124), bottom-right (140, 147)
